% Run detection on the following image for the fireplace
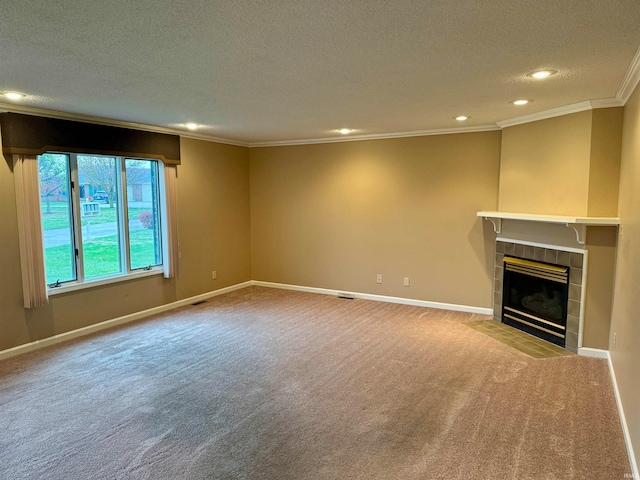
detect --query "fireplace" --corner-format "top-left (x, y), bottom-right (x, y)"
top-left (502, 257), bottom-right (568, 347)
top-left (480, 212), bottom-right (618, 355)
top-left (493, 240), bottom-right (584, 353)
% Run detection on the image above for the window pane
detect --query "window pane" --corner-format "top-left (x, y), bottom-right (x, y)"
top-left (126, 159), bottom-right (162, 270)
top-left (77, 155), bottom-right (122, 278)
top-left (38, 154), bottom-right (76, 284)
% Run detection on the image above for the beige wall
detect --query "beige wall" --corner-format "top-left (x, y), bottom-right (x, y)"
top-left (499, 111), bottom-right (593, 216)
top-left (582, 227), bottom-right (617, 349)
top-left (177, 138), bottom-right (251, 299)
top-left (611, 84), bottom-right (640, 470)
top-left (588, 108), bottom-right (624, 216)
top-left (0, 136), bottom-right (251, 352)
top-left (499, 108), bottom-right (623, 217)
top-left (250, 132), bottom-right (502, 308)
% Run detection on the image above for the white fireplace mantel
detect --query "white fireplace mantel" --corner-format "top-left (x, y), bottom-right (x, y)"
top-left (477, 211), bottom-right (620, 244)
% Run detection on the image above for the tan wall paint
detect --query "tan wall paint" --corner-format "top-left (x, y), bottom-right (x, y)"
top-left (499, 111), bottom-right (593, 216)
top-left (250, 132), bottom-right (502, 308)
top-left (588, 107), bottom-right (623, 216)
top-left (611, 84), bottom-right (640, 470)
top-left (177, 138), bottom-right (251, 299)
top-left (0, 136), bottom-right (251, 352)
top-left (582, 227), bottom-right (617, 349)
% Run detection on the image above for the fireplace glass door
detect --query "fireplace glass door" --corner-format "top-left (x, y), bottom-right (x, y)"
top-left (502, 257), bottom-right (569, 347)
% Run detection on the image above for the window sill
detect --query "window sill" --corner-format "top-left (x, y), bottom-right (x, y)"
top-left (47, 268), bottom-right (164, 296)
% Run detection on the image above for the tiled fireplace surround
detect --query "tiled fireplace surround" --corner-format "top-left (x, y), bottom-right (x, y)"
top-left (493, 241), bottom-right (584, 353)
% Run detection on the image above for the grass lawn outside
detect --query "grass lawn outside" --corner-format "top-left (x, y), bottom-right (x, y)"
top-left (44, 230), bottom-right (160, 284)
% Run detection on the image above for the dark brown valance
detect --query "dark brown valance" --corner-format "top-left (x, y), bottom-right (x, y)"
top-left (0, 113), bottom-right (181, 165)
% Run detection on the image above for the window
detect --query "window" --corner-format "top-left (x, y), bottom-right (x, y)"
top-left (4, 112), bottom-right (179, 307)
top-left (38, 153), bottom-right (164, 287)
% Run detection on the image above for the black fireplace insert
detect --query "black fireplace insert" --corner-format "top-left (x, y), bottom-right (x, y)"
top-left (502, 256), bottom-right (569, 347)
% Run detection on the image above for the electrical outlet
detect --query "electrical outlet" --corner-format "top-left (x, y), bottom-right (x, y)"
top-left (376, 273), bottom-right (383, 284)
top-left (212, 270), bottom-right (217, 279)
top-left (613, 332), bottom-right (617, 346)
top-left (403, 277), bottom-right (410, 287)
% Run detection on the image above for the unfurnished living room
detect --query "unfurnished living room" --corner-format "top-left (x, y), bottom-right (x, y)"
top-left (1, 1), bottom-right (639, 479)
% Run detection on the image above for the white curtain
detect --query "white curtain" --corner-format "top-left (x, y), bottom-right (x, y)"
top-left (13, 154), bottom-right (49, 308)
top-left (161, 164), bottom-right (179, 278)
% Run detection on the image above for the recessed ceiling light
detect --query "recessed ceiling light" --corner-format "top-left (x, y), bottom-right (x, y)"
top-left (528, 70), bottom-right (557, 79)
top-left (185, 123), bottom-right (199, 130)
top-left (338, 128), bottom-right (352, 135)
top-left (454, 115), bottom-right (469, 121)
top-left (513, 99), bottom-right (529, 105)
top-left (1, 91), bottom-right (26, 100)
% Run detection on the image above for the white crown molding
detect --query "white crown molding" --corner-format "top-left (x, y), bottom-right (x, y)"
top-left (248, 124), bottom-right (501, 148)
top-left (178, 131), bottom-right (248, 147)
top-left (0, 97), bottom-right (628, 147)
top-left (1, 70), bottom-right (634, 148)
top-left (0, 101), bottom-right (500, 148)
top-left (617, 44), bottom-right (640, 105)
top-left (496, 97), bottom-right (624, 129)
top-left (589, 98), bottom-right (625, 109)
top-left (496, 101), bottom-right (594, 128)
top-left (0, 102), bottom-right (250, 148)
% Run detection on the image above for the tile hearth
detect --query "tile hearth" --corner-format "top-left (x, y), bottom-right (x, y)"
top-left (467, 320), bottom-right (573, 358)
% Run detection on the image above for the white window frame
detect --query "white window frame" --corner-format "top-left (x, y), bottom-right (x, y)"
top-left (42, 152), bottom-right (165, 295)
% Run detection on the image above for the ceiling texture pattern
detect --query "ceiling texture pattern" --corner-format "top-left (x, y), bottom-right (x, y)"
top-left (1, 0), bottom-right (640, 145)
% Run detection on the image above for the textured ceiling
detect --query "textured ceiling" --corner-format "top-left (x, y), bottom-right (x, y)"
top-left (1, 0), bottom-right (640, 145)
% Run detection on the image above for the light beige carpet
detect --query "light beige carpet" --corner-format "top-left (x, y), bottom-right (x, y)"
top-left (0, 287), bottom-right (630, 479)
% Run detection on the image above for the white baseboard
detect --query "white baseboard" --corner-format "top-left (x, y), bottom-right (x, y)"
top-left (0, 281), bottom-right (252, 362)
top-left (577, 347), bottom-right (610, 358)
top-left (608, 353), bottom-right (639, 480)
top-left (0, 280), bottom-right (490, 361)
top-left (577, 347), bottom-right (637, 476)
top-left (251, 280), bottom-right (493, 315)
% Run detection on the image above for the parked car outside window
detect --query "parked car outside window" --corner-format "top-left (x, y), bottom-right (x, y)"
top-left (93, 190), bottom-right (109, 203)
